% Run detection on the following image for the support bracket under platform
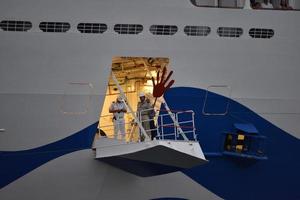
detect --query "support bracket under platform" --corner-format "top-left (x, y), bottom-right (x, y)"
top-left (94, 138), bottom-right (208, 177)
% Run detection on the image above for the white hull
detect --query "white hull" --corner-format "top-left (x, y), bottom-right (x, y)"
top-left (1, 0), bottom-right (300, 199)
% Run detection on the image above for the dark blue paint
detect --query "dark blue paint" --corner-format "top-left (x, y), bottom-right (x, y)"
top-left (163, 87), bottom-right (300, 200)
top-left (0, 122), bottom-right (98, 189)
top-left (100, 156), bottom-right (182, 177)
top-left (234, 123), bottom-right (259, 133)
top-left (203, 88), bottom-right (229, 114)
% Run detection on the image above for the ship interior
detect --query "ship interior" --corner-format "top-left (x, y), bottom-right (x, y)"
top-left (97, 57), bottom-right (169, 142)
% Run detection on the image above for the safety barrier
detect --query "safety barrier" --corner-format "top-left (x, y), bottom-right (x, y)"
top-left (97, 109), bottom-right (197, 142)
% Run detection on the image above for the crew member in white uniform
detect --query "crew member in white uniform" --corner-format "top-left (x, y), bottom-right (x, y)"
top-left (137, 92), bottom-right (153, 141)
top-left (109, 96), bottom-right (127, 140)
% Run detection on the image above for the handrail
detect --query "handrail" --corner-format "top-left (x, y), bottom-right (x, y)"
top-left (98, 108), bottom-right (198, 142)
top-left (98, 109), bottom-right (193, 118)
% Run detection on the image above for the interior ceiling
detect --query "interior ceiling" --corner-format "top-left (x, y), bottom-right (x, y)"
top-left (111, 57), bottom-right (169, 80)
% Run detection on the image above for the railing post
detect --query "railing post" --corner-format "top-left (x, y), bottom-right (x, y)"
top-left (161, 98), bottom-right (189, 141)
top-left (161, 115), bottom-right (164, 140)
top-left (192, 111), bottom-right (197, 141)
top-left (174, 113), bottom-right (178, 141)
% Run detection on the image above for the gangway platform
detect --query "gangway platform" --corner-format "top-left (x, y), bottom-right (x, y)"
top-left (94, 138), bottom-right (207, 176)
top-left (94, 108), bottom-right (208, 177)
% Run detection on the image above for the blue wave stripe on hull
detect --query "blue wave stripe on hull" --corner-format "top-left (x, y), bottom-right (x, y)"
top-left (0, 122), bottom-right (98, 189)
top-left (163, 87), bottom-right (300, 200)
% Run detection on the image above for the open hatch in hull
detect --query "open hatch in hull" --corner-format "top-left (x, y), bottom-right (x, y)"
top-left (93, 56), bottom-right (207, 176)
top-left (97, 57), bottom-right (168, 141)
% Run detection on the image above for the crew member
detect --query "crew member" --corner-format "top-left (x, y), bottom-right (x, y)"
top-left (137, 92), bottom-right (153, 141)
top-left (109, 95), bottom-right (127, 140)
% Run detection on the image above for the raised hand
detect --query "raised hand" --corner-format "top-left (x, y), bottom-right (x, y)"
top-left (152, 67), bottom-right (175, 98)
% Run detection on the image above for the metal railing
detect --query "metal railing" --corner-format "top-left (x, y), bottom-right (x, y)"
top-left (156, 109), bottom-right (196, 141)
top-left (97, 108), bottom-right (197, 142)
top-left (98, 112), bottom-right (139, 141)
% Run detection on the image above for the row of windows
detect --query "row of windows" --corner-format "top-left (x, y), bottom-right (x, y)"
top-left (0, 20), bottom-right (275, 39)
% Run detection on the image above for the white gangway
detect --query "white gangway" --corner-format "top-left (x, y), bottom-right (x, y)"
top-left (94, 108), bottom-right (207, 176)
top-left (93, 72), bottom-right (207, 176)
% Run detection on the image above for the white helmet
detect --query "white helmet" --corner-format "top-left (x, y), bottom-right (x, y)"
top-left (139, 92), bottom-right (145, 97)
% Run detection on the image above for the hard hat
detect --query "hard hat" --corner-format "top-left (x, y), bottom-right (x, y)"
top-left (139, 92), bottom-right (145, 97)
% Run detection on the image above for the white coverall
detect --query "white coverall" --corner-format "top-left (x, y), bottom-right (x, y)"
top-left (137, 100), bottom-right (153, 139)
top-left (109, 101), bottom-right (127, 140)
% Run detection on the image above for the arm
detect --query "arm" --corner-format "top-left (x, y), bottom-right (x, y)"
top-left (120, 104), bottom-right (127, 113)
